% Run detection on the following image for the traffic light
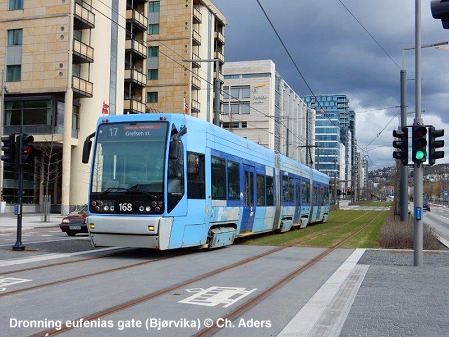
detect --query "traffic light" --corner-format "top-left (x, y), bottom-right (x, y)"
top-left (431, 0), bottom-right (449, 29)
top-left (393, 127), bottom-right (408, 165)
top-left (412, 126), bottom-right (428, 165)
top-left (428, 126), bottom-right (445, 166)
top-left (1, 134), bottom-right (16, 166)
top-left (18, 134), bottom-right (34, 165)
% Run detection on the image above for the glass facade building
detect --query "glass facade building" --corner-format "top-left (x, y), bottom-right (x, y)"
top-left (303, 95), bottom-right (353, 181)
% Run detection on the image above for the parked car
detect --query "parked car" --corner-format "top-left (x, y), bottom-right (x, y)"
top-left (59, 205), bottom-right (88, 236)
top-left (423, 201), bottom-right (430, 212)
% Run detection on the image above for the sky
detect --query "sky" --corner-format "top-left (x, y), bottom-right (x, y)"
top-left (213, 0), bottom-right (449, 170)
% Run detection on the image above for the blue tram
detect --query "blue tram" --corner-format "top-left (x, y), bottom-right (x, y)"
top-left (82, 113), bottom-right (330, 249)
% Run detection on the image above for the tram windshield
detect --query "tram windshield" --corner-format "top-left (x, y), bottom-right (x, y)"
top-left (90, 122), bottom-right (169, 195)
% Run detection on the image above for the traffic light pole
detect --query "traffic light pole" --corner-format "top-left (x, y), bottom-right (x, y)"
top-left (414, 0), bottom-right (423, 267)
top-left (400, 70), bottom-right (408, 222)
top-left (13, 133), bottom-right (25, 251)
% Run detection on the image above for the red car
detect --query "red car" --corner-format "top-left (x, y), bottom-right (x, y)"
top-left (59, 205), bottom-right (88, 236)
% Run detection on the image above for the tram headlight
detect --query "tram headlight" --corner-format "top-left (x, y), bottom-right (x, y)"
top-left (155, 207), bottom-right (161, 213)
top-left (139, 206), bottom-right (145, 212)
top-left (145, 206), bottom-right (151, 212)
top-left (103, 205), bottom-right (109, 211)
top-left (110, 205), bottom-right (115, 212)
top-left (89, 223), bottom-right (95, 230)
top-left (151, 201), bottom-right (157, 208)
top-left (95, 206), bottom-right (101, 212)
top-left (91, 201), bottom-right (96, 207)
top-left (158, 201), bottom-right (163, 207)
top-left (148, 225), bottom-right (155, 232)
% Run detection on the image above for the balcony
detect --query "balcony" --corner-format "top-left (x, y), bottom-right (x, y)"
top-left (215, 50), bottom-right (224, 64)
top-left (72, 75), bottom-right (93, 98)
top-left (191, 99), bottom-right (200, 113)
top-left (192, 52), bottom-right (201, 68)
top-left (192, 29), bottom-right (201, 46)
top-left (74, 1), bottom-right (95, 29)
top-left (72, 39), bottom-right (94, 63)
top-left (124, 69), bottom-right (147, 87)
top-left (124, 99), bottom-right (146, 114)
top-left (126, 9), bottom-right (148, 31)
top-left (193, 7), bottom-right (202, 24)
top-left (214, 71), bottom-right (224, 83)
top-left (191, 75), bottom-right (201, 90)
top-left (214, 31), bottom-right (225, 45)
top-left (125, 39), bottom-right (146, 59)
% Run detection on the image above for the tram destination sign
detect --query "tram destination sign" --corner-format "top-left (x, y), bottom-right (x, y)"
top-left (97, 122), bottom-right (168, 142)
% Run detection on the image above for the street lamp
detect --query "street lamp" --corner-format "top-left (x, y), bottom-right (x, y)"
top-left (183, 58), bottom-right (222, 126)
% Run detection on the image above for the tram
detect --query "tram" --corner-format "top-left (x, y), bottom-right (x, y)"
top-left (82, 113), bottom-right (330, 249)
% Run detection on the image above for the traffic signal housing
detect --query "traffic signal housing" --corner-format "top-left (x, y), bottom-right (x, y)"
top-left (1, 134), bottom-right (16, 166)
top-left (428, 126), bottom-right (445, 166)
top-left (393, 127), bottom-right (408, 165)
top-left (412, 126), bottom-right (428, 165)
top-left (431, 0), bottom-right (449, 29)
top-left (18, 134), bottom-right (34, 166)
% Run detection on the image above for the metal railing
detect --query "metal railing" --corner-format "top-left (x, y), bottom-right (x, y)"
top-left (125, 39), bottom-right (146, 58)
top-left (73, 39), bottom-right (94, 62)
top-left (191, 99), bottom-right (200, 112)
top-left (124, 99), bottom-right (146, 113)
top-left (126, 9), bottom-right (148, 31)
top-left (193, 7), bottom-right (202, 23)
top-left (74, 2), bottom-right (95, 28)
top-left (72, 75), bottom-right (93, 97)
top-left (191, 75), bottom-right (201, 89)
top-left (214, 31), bottom-right (225, 45)
top-left (124, 69), bottom-right (147, 86)
top-left (192, 29), bottom-right (201, 45)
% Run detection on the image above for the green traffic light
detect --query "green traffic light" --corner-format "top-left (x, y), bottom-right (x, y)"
top-left (415, 150), bottom-right (426, 160)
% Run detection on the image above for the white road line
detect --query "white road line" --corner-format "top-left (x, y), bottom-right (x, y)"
top-left (39, 234), bottom-right (54, 237)
top-left (277, 248), bottom-right (367, 337)
top-left (0, 246), bottom-right (123, 268)
top-left (0, 237), bottom-right (84, 248)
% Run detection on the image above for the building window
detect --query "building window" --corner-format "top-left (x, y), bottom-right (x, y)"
top-left (230, 103), bottom-right (239, 114)
top-left (7, 29), bottom-right (23, 46)
top-left (148, 24), bottom-right (160, 35)
top-left (147, 91), bottom-right (158, 103)
top-left (8, 0), bottom-right (23, 10)
top-left (227, 161), bottom-right (240, 200)
top-left (148, 46), bottom-right (159, 57)
top-left (148, 69), bottom-right (158, 80)
top-left (211, 156), bottom-right (226, 200)
top-left (6, 65), bottom-right (21, 82)
top-left (241, 87), bottom-right (250, 98)
top-left (240, 103), bottom-right (250, 114)
top-left (149, 1), bottom-right (160, 12)
top-left (187, 152), bottom-right (205, 199)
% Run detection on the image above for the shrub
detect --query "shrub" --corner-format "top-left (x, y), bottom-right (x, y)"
top-left (379, 215), bottom-right (441, 250)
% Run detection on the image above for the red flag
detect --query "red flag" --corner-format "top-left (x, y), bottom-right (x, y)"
top-left (183, 97), bottom-right (189, 114)
top-left (102, 101), bottom-right (109, 115)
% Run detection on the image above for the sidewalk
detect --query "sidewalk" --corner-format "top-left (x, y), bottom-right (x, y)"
top-left (0, 213), bottom-right (63, 231)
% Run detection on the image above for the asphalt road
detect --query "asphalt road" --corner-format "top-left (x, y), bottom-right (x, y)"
top-left (424, 204), bottom-right (449, 244)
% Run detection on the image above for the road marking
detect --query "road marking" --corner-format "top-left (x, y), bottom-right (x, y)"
top-left (0, 237), bottom-right (85, 247)
top-left (179, 286), bottom-right (257, 308)
top-left (0, 246), bottom-right (123, 268)
top-left (0, 277), bottom-right (32, 291)
top-left (39, 234), bottom-right (54, 237)
top-left (277, 248), bottom-right (367, 337)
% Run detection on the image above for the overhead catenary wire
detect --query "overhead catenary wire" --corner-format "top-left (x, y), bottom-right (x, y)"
top-left (336, 0), bottom-right (401, 69)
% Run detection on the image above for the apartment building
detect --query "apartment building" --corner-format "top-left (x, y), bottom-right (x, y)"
top-left (221, 60), bottom-right (315, 165)
top-left (0, 0), bottom-right (131, 213)
top-left (145, 0), bottom-right (226, 123)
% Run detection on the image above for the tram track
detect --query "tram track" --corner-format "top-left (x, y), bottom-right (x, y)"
top-left (193, 212), bottom-right (383, 337)
top-left (26, 212), bottom-right (379, 337)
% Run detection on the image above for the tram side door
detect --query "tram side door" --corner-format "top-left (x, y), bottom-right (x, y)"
top-left (240, 165), bottom-right (256, 233)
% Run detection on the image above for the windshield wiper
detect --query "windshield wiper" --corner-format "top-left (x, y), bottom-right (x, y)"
top-left (126, 185), bottom-right (158, 199)
top-left (98, 187), bottom-right (129, 197)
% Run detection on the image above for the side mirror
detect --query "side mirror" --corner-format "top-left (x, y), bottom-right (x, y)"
top-left (82, 132), bottom-right (95, 164)
top-left (169, 140), bottom-right (181, 160)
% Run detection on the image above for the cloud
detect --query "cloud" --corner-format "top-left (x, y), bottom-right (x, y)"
top-left (214, 0), bottom-right (449, 169)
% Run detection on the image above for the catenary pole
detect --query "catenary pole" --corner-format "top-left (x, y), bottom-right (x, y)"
top-left (414, 0), bottom-right (423, 267)
top-left (400, 69), bottom-right (408, 222)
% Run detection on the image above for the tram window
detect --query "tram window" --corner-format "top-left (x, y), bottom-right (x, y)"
top-left (296, 181), bottom-right (301, 206)
top-left (256, 174), bottom-right (266, 206)
top-left (227, 161), bottom-right (240, 200)
top-left (302, 181), bottom-right (309, 203)
top-left (266, 176), bottom-right (274, 206)
top-left (187, 152), bottom-right (205, 199)
top-left (211, 156), bottom-right (226, 200)
top-left (283, 176), bottom-right (293, 202)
